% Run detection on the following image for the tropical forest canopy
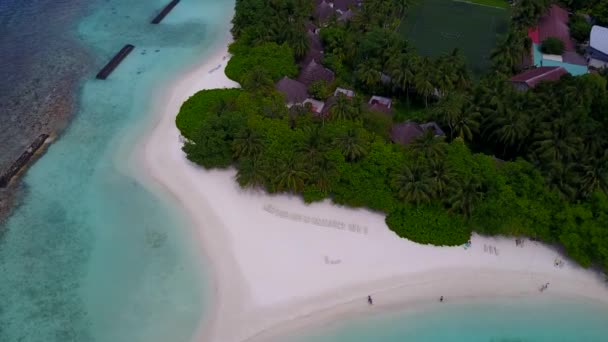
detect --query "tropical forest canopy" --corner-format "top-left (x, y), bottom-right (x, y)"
top-left (176, 0), bottom-right (608, 274)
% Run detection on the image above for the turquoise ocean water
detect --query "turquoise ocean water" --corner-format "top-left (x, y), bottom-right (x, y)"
top-left (0, 0), bottom-right (233, 341)
top-left (291, 297), bottom-right (608, 342)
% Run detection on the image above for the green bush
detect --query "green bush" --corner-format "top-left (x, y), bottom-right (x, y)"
top-left (540, 37), bottom-right (565, 55)
top-left (176, 89), bottom-right (242, 140)
top-left (308, 80), bottom-right (332, 100)
top-left (182, 112), bottom-right (246, 169)
top-left (569, 15), bottom-right (592, 43)
top-left (225, 42), bottom-right (298, 83)
top-left (386, 205), bottom-right (471, 246)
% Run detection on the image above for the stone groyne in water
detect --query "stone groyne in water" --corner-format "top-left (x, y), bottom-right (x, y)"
top-left (0, 134), bottom-right (51, 188)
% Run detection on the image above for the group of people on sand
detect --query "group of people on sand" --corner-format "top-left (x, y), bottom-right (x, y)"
top-left (366, 295), bottom-right (445, 305)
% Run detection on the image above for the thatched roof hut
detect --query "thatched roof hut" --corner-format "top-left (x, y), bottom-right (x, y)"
top-left (275, 76), bottom-right (308, 105)
top-left (297, 59), bottom-right (335, 86)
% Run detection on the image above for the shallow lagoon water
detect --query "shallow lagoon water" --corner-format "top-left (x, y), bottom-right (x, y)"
top-left (291, 296), bottom-right (608, 342)
top-left (0, 1), bottom-right (233, 341)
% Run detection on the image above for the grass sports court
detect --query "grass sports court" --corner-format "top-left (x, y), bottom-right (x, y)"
top-left (401, 0), bottom-right (510, 74)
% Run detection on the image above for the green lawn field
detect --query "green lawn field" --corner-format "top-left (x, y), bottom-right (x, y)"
top-left (466, 0), bottom-right (510, 9)
top-left (401, 0), bottom-right (510, 74)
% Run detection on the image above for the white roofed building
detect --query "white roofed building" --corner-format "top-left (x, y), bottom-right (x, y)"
top-left (588, 25), bottom-right (608, 69)
top-left (303, 98), bottom-right (326, 114)
top-left (334, 87), bottom-right (355, 98)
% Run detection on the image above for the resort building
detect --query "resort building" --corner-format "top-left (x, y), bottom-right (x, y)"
top-left (368, 95), bottom-right (392, 114)
top-left (314, 0), bottom-right (334, 24)
top-left (338, 9), bottom-right (354, 22)
top-left (333, 0), bottom-right (361, 13)
top-left (301, 21), bottom-right (324, 67)
top-left (368, 95), bottom-right (392, 108)
top-left (588, 25), bottom-right (608, 69)
top-left (528, 5), bottom-right (588, 75)
top-left (314, 0), bottom-right (360, 24)
top-left (509, 66), bottom-right (568, 91)
top-left (334, 87), bottom-right (355, 98)
top-left (390, 121), bottom-right (445, 145)
top-left (297, 59), bottom-right (335, 86)
top-left (275, 76), bottom-right (308, 107)
top-left (303, 98), bottom-right (326, 114)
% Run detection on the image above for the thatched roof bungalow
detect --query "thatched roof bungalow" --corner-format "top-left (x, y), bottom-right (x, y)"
top-left (275, 76), bottom-right (308, 106)
top-left (390, 121), bottom-right (445, 145)
top-left (297, 59), bottom-right (335, 86)
top-left (314, 0), bottom-right (334, 23)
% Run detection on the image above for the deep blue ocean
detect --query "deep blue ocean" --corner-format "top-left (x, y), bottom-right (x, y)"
top-left (1, 1), bottom-right (608, 342)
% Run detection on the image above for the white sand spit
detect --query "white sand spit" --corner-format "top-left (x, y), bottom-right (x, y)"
top-left (137, 32), bottom-right (608, 342)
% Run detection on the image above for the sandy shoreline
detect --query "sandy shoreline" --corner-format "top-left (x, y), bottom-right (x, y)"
top-left (136, 24), bottom-right (608, 342)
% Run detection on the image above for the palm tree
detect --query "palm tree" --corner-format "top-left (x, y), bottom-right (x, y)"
top-left (274, 158), bottom-right (309, 193)
top-left (449, 176), bottom-right (483, 218)
top-left (242, 67), bottom-right (273, 93)
top-left (387, 52), bottom-right (417, 104)
top-left (311, 156), bottom-right (337, 192)
top-left (484, 96), bottom-right (530, 156)
top-left (333, 128), bottom-right (368, 162)
top-left (531, 119), bottom-right (581, 163)
top-left (490, 28), bottom-right (527, 75)
top-left (451, 106), bottom-right (480, 142)
top-left (447, 48), bottom-right (470, 90)
top-left (579, 154), bottom-right (608, 198)
top-left (411, 129), bottom-right (447, 159)
top-left (434, 92), bottom-right (479, 141)
top-left (356, 60), bottom-right (381, 90)
top-left (434, 56), bottom-right (457, 96)
top-left (513, 0), bottom-right (551, 29)
top-left (392, 0), bottom-right (411, 18)
top-left (413, 58), bottom-right (435, 107)
top-left (289, 25), bottom-right (309, 60)
top-left (236, 158), bottom-right (267, 189)
top-left (297, 126), bottom-right (324, 162)
top-left (428, 158), bottom-right (453, 198)
top-left (350, 95), bottom-right (366, 121)
top-left (214, 98), bottom-right (235, 116)
top-left (391, 164), bottom-right (434, 204)
top-left (543, 161), bottom-right (578, 200)
top-left (233, 128), bottom-right (263, 159)
top-left (330, 94), bottom-right (354, 121)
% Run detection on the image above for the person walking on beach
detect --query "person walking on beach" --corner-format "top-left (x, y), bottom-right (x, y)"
top-left (440, 296), bottom-right (444, 302)
top-left (368, 295), bottom-right (373, 305)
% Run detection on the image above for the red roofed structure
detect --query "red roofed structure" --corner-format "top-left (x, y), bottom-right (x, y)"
top-left (528, 27), bottom-right (540, 44)
top-left (510, 66), bottom-right (568, 91)
top-left (533, 5), bottom-right (575, 51)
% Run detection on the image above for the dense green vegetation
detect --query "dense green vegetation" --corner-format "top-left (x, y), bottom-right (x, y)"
top-left (225, 42), bottom-right (298, 83)
top-left (568, 0), bottom-right (608, 26)
top-left (177, 0), bottom-right (608, 274)
top-left (540, 37), bottom-right (565, 54)
top-left (176, 88), bottom-right (243, 139)
top-left (568, 14), bottom-right (592, 43)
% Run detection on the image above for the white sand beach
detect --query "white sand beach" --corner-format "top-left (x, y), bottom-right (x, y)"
top-left (137, 32), bottom-right (608, 342)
